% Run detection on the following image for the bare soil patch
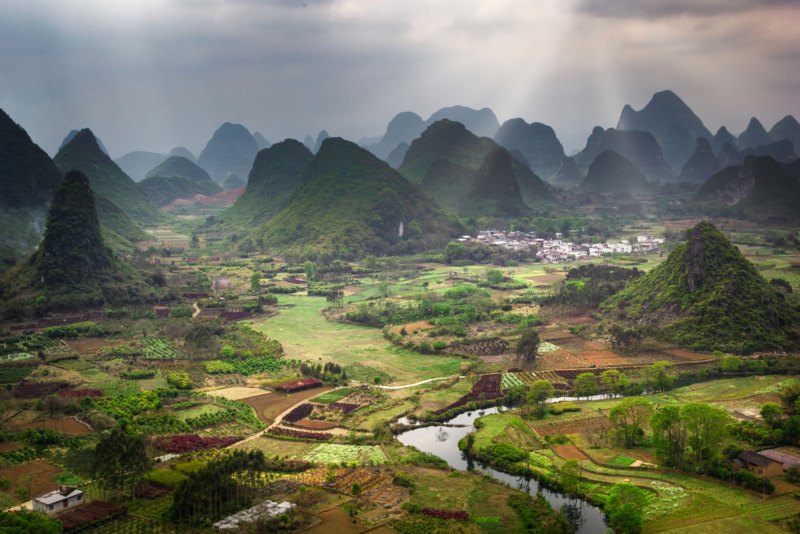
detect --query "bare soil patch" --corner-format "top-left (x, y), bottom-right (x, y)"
top-left (0, 441), bottom-right (22, 453)
top-left (27, 417), bottom-right (92, 435)
top-left (241, 387), bottom-right (333, 425)
top-left (661, 348), bottom-right (711, 362)
top-left (584, 351), bottom-right (629, 367)
top-left (390, 320), bottom-right (433, 335)
top-left (0, 459), bottom-right (61, 497)
top-left (342, 286), bottom-right (361, 296)
top-left (304, 506), bottom-right (360, 534)
top-left (553, 444), bottom-right (588, 461)
top-left (294, 419), bottom-right (338, 430)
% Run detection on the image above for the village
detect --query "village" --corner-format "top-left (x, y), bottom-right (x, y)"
top-left (456, 230), bottom-right (665, 263)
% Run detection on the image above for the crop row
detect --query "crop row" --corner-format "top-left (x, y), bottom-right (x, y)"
top-left (501, 373), bottom-right (525, 390)
top-left (275, 379), bottom-right (323, 393)
top-left (152, 434), bottom-right (242, 453)
top-left (283, 404), bottom-right (314, 423)
top-left (436, 374), bottom-right (503, 414)
top-left (343, 363), bottom-right (395, 385)
top-left (58, 388), bottom-right (104, 398)
top-left (0, 352), bottom-right (33, 362)
top-left (142, 339), bottom-right (179, 360)
top-left (0, 367), bottom-right (33, 384)
top-left (203, 356), bottom-right (283, 375)
top-left (267, 426), bottom-right (331, 441)
top-left (328, 402), bottom-right (360, 414)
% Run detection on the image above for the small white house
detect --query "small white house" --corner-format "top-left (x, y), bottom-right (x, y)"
top-left (32, 486), bottom-right (84, 514)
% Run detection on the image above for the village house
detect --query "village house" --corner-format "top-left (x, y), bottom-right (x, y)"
top-left (734, 451), bottom-right (784, 477)
top-left (32, 486), bottom-right (85, 514)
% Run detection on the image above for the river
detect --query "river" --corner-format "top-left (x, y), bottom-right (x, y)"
top-left (396, 406), bottom-right (607, 533)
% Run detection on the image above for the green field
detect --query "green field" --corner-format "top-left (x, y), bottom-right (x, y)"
top-left (249, 295), bottom-right (465, 384)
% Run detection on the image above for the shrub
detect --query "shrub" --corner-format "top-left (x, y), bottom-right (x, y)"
top-left (167, 372), bottom-right (193, 390)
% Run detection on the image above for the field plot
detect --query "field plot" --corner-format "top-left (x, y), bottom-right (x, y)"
top-left (65, 337), bottom-right (127, 356)
top-left (239, 387), bottom-right (334, 424)
top-left (249, 295), bottom-right (464, 384)
top-left (303, 443), bottom-right (388, 465)
top-left (204, 386), bottom-right (269, 400)
top-left (0, 459), bottom-right (62, 498)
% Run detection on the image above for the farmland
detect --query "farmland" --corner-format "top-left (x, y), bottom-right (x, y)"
top-left (1, 223), bottom-right (800, 534)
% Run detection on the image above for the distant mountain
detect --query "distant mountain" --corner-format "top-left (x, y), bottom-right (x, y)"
top-left (617, 90), bottom-right (712, 171)
top-left (738, 118), bottom-right (772, 149)
top-left (427, 106), bottom-right (499, 138)
top-left (0, 109), bottom-right (63, 259)
top-left (313, 130), bottom-right (329, 154)
top-left (604, 221), bottom-right (798, 353)
top-left (579, 150), bottom-right (650, 194)
top-left (769, 115), bottom-right (800, 150)
top-left (367, 112), bottom-right (425, 160)
top-left (367, 106), bottom-right (500, 161)
top-left (198, 123), bottom-right (259, 184)
top-left (741, 139), bottom-right (797, 163)
top-left (54, 129), bottom-right (162, 225)
top-left (115, 151), bottom-right (167, 182)
top-left (249, 137), bottom-right (459, 259)
top-left (145, 156), bottom-right (213, 183)
top-left (711, 126), bottom-right (738, 155)
top-left (399, 119), bottom-right (554, 212)
top-left (717, 142), bottom-right (742, 168)
top-left (1, 170), bottom-right (159, 316)
top-left (303, 135), bottom-right (315, 152)
top-left (695, 155), bottom-right (800, 224)
top-left (575, 127), bottom-right (673, 181)
top-left (59, 129), bottom-right (109, 155)
top-left (386, 142), bottom-right (409, 169)
top-left (168, 147), bottom-right (197, 162)
top-left (550, 157), bottom-right (584, 186)
top-left (465, 148), bottom-right (530, 218)
top-left (494, 119), bottom-right (566, 179)
top-left (222, 174), bottom-right (246, 190)
top-left (223, 139), bottom-right (314, 226)
top-left (679, 138), bottom-right (720, 183)
top-left (252, 132), bottom-right (271, 150)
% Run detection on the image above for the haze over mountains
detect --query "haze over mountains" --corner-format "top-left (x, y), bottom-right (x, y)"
top-left (2, 87), bottom-right (800, 260)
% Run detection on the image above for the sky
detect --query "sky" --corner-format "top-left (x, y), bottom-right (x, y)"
top-left (1, 0), bottom-right (799, 158)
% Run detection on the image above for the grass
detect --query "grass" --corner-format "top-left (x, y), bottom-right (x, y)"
top-left (232, 435), bottom-right (316, 458)
top-left (248, 295), bottom-right (465, 384)
top-left (472, 413), bottom-right (541, 451)
top-left (174, 404), bottom-right (225, 421)
top-left (311, 388), bottom-right (354, 404)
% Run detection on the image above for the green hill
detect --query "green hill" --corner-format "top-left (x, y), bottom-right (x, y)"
top-left (145, 156), bottom-right (213, 183)
top-left (139, 175), bottom-right (222, 206)
top-left (1, 171), bottom-right (160, 316)
top-left (0, 109), bottom-right (64, 259)
top-left (249, 137), bottom-right (460, 259)
top-left (579, 150), bottom-right (651, 194)
top-left (54, 129), bottom-right (162, 225)
top-left (399, 119), bottom-right (554, 212)
top-left (422, 147), bottom-right (529, 218)
top-left (694, 156), bottom-right (800, 224)
top-left (223, 139), bottom-right (313, 226)
top-left (604, 221), bottom-right (798, 353)
top-left (94, 195), bottom-right (148, 243)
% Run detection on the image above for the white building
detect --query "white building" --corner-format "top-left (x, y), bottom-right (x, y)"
top-left (32, 486), bottom-right (84, 514)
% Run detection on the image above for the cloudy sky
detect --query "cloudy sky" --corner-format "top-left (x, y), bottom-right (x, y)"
top-left (1, 0), bottom-right (798, 157)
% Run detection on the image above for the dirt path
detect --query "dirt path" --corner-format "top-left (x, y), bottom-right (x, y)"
top-left (192, 301), bottom-right (201, 318)
top-left (376, 376), bottom-right (460, 390)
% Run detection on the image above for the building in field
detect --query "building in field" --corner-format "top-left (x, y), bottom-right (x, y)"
top-left (32, 486), bottom-right (85, 514)
top-left (734, 451), bottom-right (784, 477)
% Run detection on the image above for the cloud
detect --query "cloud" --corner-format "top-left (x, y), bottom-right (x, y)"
top-left (578, 0), bottom-right (798, 19)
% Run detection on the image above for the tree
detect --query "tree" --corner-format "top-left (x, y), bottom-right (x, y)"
top-left (303, 261), bottom-right (318, 281)
top-left (561, 460), bottom-right (581, 495)
top-left (760, 402), bottom-right (783, 428)
top-left (779, 380), bottom-right (800, 414)
top-left (0, 510), bottom-right (61, 534)
top-left (609, 397), bottom-right (653, 448)
top-left (516, 329), bottom-right (540, 363)
top-left (92, 427), bottom-right (152, 500)
top-left (600, 369), bottom-right (629, 396)
top-left (644, 361), bottom-right (674, 392)
top-left (250, 272), bottom-right (261, 293)
top-left (486, 268), bottom-right (505, 285)
top-left (527, 380), bottom-right (554, 418)
top-left (651, 406), bottom-right (687, 467)
top-left (681, 403), bottom-right (729, 465)
top-left (573, 373), bottom-right (598, 398)
top-left (605, 483), bottom-right (647, 534)
top-left (719, 355), bottom-right (743, 373)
